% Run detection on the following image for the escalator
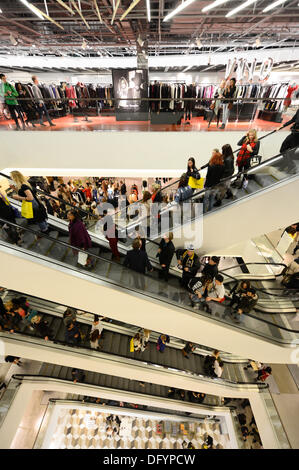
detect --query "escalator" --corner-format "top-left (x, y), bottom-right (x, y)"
top-left (1, 144), bottom-right (299, 255)
top-left (0, 289), bottom-right (264, 387)
top-left (1, 216), bottom-right (299, 361)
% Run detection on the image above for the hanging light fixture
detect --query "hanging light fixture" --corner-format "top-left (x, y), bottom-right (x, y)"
top-left (202, 0), bottom-right (233, 13)
top-left (226, 0), bottom-right (258, 18)
top-left (146, 0), bottom-right (151, 21)
top-left (19, 0), bottom-right (44, 20)
top-left (163, 0), bottom-right (196, 22)
top-left (263, 0), bottom-right (289, 12)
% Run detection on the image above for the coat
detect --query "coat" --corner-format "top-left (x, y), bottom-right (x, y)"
top-left (204, 164), bottom-right (224, 188)
top-left (69, 219), bottom-right (92, 250)
top-left (3, 82), bottom-right (19, 105)
top-left (222, 156), bottom-right (234, 178)
top-left (158, 239), bottom-right (175, 268)
top-left (123, 249), bottom-right (152, 274)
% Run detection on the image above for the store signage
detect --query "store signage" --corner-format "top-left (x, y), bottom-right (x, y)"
top-left (225, 57), bottom-right (273, 82)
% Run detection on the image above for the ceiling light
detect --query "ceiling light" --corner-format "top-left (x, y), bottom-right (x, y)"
top-left (202, 0), bottom-right (232, 13)
top-left (0, 8), bottom-right (2, 13)
top-left (226, 0), bottom-right (258, 18)
top-left (146, 0), bottom-right (151, 21)
top-left (263, 0), bottom-right (288, 12)
top-left (163, 0), bottom-right (196, 22)
top-left (19, 0), bottom-right (44, 20)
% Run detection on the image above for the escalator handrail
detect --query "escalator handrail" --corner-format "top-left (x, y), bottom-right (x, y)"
top-left (112, 129), bottom-right (279, 218)
top-left (117, 144), bottom-right (299, 238)
top-left (0, 327), bottom-right (255, 387)
top-left (1, 216), bottom-right (299, 336)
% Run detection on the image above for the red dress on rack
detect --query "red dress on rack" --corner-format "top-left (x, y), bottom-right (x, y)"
top-left (65, 86), bottom-right (77, 108)
top-left (283, 85), bottom-right (298, 108)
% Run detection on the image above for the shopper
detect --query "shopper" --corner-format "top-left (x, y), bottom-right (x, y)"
top-left (208, 79), bottom-right (226, 128)
top-left (157, 334), bottom-right (170, 353)
top-left (186, 157), bottom-right (201, 191)
top-left (178, 244), bottom-right (200, 288)
top-left (215, 144), bottom-right (235, 204)
top-left (31, 315), bottom-right (53, 341)
top-left (229, 281), bottom-right (251, 308)
top-left (63, 307), bottom-right (77, 327)
top-left (276, 109), bottom-right (299, 173)
top-left (97, 209), bottom-right (120, 261)
top-left (203, 350), bottom-right (221, 376)
top-left (256, 366), bottom-right (272, 382)
top-left (91, 314), bottom-right (106, 338)
top-left (15, 82), bottom-right (37, 128)
top-left (205, 274), bottom-right (225, 314)
top-left (67, 210), bottom-right (92, 268)
top-left (203, 149), bottom-right (224, 213)
top-left (65, 321), bottom-right (82, 346)
top-left (157, 232), bottom-right (175, 281)
top-left (220, 78), bottom-right (236, 129)
top-left (213, 359), bottom-right (224, 378)
top-left (236, 130), bottom-right (260, 188)
top-left (231, 287), bottom-right (259, 323)
top-left (0, 188), bottom-right (20, 244)
top-left (71, 368), bottom-right (86, 383)
top-left (5, 356), bottom-right (22, 366)
top-left (0, 74), bottom-right (26, 130)
top-left (182, 342), bottom-right (195, 359)
top-left (123, 238), bottom-right (153, 274)
top-left (10, 171), bottom-right (49, 233)
top-left (201, 256), bottom-right (220, 280)
top-left (174, 174), bottom-right (193, 203)
top-left (90, 329), bottom-right (102, 350)
top-left (189, 275), bottom-right (213, 313)
top-left (31, 75), bottom-right (56, 127)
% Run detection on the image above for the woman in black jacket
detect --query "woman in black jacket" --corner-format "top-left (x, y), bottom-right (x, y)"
top-left (203, 149), bottom-right (224, 213)
top-left (220, 78), bottom-right (236, 129)
top-left (157, 232), bottom-right (175, 281)
top-left (215, 144), bottom-right (235, 205)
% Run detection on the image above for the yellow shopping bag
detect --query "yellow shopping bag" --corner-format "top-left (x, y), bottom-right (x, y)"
top-left (188, 176), bottom-right (204, 190)
top-left (21, 200), bottom-right (34, 219)
top-left (130, 338), bottom-right (135, 352)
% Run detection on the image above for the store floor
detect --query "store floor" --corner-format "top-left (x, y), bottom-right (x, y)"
top-left (0, 114), bottom-right (288, 133)
top-left (47, 406), bottom-right (227, 449)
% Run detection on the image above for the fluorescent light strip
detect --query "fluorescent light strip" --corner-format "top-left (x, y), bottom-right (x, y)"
top-left (146, 0), bottom-right (151, 21)
top-left (263, 0), bottom-right (288, 12)
top-left (19, 0), bottom-right (44, 19)
top-left (163, 0), bottom-right (196, 22)
top-left (226, 0), bottom-right (258, 18)
top-left (202, 0), bottom-right (232, 13)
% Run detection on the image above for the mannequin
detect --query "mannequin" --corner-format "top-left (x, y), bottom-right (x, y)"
top-left (283, 82), bottom-right (298, 112)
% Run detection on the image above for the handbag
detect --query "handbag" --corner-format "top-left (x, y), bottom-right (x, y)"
top-left (21, 200), bottom-right (34, 219)
top-left (130, 338), bottom-right (134, 352)
top-left (188, 176), bottom-right (204, 190)
top-left (78, 251), bottom-right (88, 266)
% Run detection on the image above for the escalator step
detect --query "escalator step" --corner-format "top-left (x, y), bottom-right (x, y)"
top-left (111, 332), bottom-right (122, 355)
top-left (119, 336), bottom-right (129, 358)
top-left (105, 375), bottom-right (112, 388)
top-left (33, 231), bottom-right (59, 255)
top-left (50, 317), bottom-right (63, 339)
top-left (65, 368), bottom-right (74, 382)
top-left (102, 330), bottom-right (113, 352)
top-left (58, 367), bottom-right (68, 380)
top-left (52, 364), bottom-right (62, 378)
top-left (86, 372), bottom-right (95, 385)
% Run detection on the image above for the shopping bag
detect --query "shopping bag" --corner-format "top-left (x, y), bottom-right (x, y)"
top-left (250, 361), bottom-right (259, 371)
top-left (130, 338), bottom-right (134, 352)
top-left (188, 176), bottom-right (204, 190)
top-left (21, 200), bottom-right (34, 219)
top-left (78, 251), bottom-right (88, 266)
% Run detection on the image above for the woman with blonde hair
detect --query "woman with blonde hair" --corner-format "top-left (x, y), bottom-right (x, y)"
top-left (10, 171), bottom-right (48, 233)
top-left (236, 129), bottom-right (260, 188)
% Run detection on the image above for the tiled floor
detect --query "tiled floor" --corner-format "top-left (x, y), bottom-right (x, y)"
top-left (48, 407), bottom-right (226, 449)
top-left (0, 114), bottom-right (290, 133)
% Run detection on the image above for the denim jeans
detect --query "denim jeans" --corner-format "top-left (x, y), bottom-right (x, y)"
top-left (222, 103), bottom-right (230, 125)
top-left (203, 189), bottom-right (217, 213)
top-left (37, 103), bottom-right (52, 125)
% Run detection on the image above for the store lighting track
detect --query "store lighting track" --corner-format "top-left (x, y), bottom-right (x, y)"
top-left (111, 0), bottom-right (120, 24)
top-left (163, 0), bottom-right (196, 22)
top-left (55, 0), bottom-right (74, 15)
top-left (263, 0), bottom-right (288, 12)
top-left (226, 0), bottom-right (258, 18)
top-left (120, 0), bottom-right (141, 21)
top-left (19, 0), bottom-right (65, 29)
top-left (202, 0), bottom-right (232, 13)
top-left (71, 0), bottom-right (90, 29)
top-left (93, 0), bottom-right (103, 23)
top-left (19, 0), bottom-right (44, 19)
top-left (146, 0), bottom-right (151, 21)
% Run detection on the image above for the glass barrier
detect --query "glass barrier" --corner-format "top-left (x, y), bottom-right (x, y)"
top-left (0, 377), bottom-right (21, 429)
top-left (0, 218), bottom-right (299, 346)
